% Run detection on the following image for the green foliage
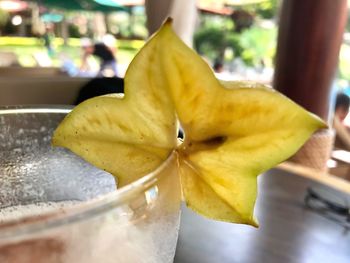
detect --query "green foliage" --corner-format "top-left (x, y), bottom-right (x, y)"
top-left (0, 36), bottom-right (144, 49)
top-left (0, 10), bottom-right (8, 26)
top-left (194, 1), bottom-right (279, 68)
top-left (194, 26), bottom-right (227, 60)
top-left (194, 22), bottom-right (276, 68)
top-left (108, 9), bottom-right (147, 40)
top-left (68, 24), bottom-right (82, 38)
top-left (234, 0), bottom-right (279, 19)
top-left (239, 26), bottom-right (276, 67)
top-left (0, 37), bottom-right (142, 67)
top-left (226, 33), bottom-right (244, 58)
top-left (0, 9), bottom-right (9, 30)
top-left (254, 0), bottom-right (279, 19)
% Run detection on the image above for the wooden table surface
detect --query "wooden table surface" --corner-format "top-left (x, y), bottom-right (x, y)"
top-left (174, 168), bottom-right (350, 263)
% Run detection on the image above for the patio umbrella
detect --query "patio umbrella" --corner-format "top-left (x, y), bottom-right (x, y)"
top-left (33, 0), bottom-right (127, 12)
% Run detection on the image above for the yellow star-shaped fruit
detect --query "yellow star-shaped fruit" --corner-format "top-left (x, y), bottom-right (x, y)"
top-left (53, 19), bottom-right (326, 226)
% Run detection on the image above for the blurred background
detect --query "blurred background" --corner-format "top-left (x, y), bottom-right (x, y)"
top-left (0, 0), bottom-right (280, 80)
top-left (0, 0), bottom-right (349, 84)
top-left (1, 0), bottom-right (350, 181)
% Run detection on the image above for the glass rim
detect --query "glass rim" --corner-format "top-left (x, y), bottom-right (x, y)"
top-left (0, 105), bottom-right (178, 239)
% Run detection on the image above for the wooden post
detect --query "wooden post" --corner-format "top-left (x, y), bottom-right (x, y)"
top-left (61, 18), bottom-right (68, 45)
top-left (274, 0), bottom-right (348, 172)
top-left (274, 0), bottom-right (348, 122)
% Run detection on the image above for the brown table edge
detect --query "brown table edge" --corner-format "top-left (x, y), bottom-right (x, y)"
top-left (276, 161), bottom-right (350, 194)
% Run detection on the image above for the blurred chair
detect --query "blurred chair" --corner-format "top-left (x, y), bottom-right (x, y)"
top-left (0, 67), bottom-right (90, 105)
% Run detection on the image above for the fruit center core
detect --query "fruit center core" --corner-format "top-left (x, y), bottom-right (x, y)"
top-left (179, 136), bottom-right (227, 156)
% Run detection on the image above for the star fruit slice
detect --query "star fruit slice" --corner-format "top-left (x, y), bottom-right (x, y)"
top-left (52, 19), bottom-right (326, 226)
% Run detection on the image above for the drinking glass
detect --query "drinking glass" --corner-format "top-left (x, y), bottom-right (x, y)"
top-left (0, 106), bottom-right (181, 263)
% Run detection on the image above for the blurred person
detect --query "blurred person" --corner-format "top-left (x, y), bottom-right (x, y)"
top-left (333, 92), bottom-right (350, 150)
top-left (213, 59), bottom-right (224, 73)
top-left (102, 34), bottom-right (118, 55)
top-left (43, 23), bottom-right (55, 58)
top-left (80, 37), bottom-right (118, 77)
top-left (213, 59), bottom-right (235, 81)
top-left (334, 93), bottom-right (350, 122)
